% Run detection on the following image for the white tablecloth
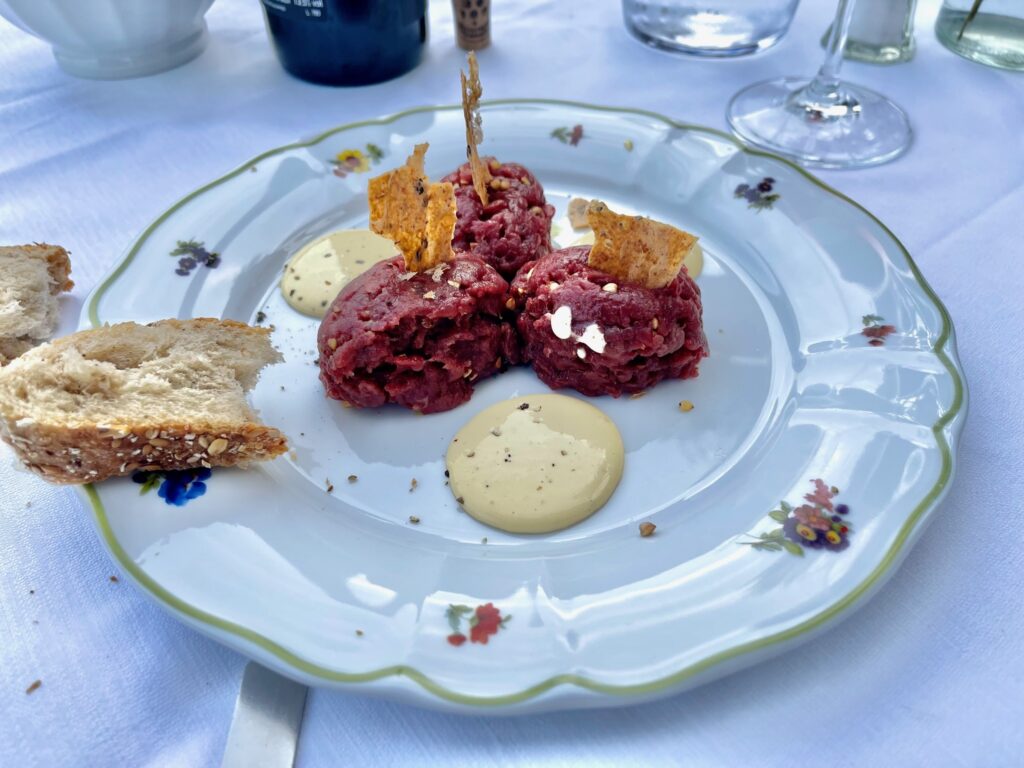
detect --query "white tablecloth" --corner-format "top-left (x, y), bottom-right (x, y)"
top-left (2, 0), bottom-right (1022, 765)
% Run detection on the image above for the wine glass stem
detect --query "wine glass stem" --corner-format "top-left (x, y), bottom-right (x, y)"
top-left (798, 0), bottom-right (858, 108)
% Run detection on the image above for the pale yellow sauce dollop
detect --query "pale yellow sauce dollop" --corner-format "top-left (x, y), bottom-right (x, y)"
top-left (280, 229), bottom-right (396, 318)
top-left (570, 231), bottom-right (704, 279)
top-left (446, 394), bottom-right (624, 534)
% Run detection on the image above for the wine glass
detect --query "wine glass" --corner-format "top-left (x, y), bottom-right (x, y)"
top-left (726, 0), bottom-right (912, 169)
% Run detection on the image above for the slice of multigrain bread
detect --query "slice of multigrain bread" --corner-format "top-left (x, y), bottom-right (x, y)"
top-left (0, 318), bottom-right (288, 484)
top-left (0, 244), bottom-right (74, 365)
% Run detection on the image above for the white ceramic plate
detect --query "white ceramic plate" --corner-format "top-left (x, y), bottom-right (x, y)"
top-left (78, 101), bottom-right (966, 713)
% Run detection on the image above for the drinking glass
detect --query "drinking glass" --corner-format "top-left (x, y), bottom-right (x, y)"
top-left (935, 0), bottom-right (1024, 71)
top-left (726, 0), bottom-right (912, 168)
top-left (622, 0), bottom-right (800, 57)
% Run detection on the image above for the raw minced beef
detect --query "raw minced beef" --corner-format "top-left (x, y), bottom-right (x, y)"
top-left (441, 159), bottom-right (555, 280)
top-left (318, 256), bottom-right (519, 413)
top-left (511, 246), bottom-right (708, 397)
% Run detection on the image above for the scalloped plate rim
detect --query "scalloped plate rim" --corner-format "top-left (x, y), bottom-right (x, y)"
top-left (73, 99), bottom-right (968, 711)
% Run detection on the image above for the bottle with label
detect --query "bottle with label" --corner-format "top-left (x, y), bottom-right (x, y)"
top-left (261, 0), bottom-right (427, 86)
top-left (451, 0), bottom-right (490, 51)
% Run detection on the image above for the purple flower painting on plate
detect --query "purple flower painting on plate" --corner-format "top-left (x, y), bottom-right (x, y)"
top-left (171, 240), bottom-right (220, 276)
top-left (741, 479), bottom-right (852, 555)
top-left (735, 178), bottom-right (780, 211)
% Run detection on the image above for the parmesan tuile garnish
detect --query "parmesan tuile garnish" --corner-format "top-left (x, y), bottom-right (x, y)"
top-left (586, 200), bottom-right (698, 289)
top-left (460, 51), bottom-right (492, 206)
top-left (367, 143), bottom-right (456, 272)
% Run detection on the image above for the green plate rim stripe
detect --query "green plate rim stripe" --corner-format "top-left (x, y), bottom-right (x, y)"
top-left (79, 99), bottom-right (968, 708)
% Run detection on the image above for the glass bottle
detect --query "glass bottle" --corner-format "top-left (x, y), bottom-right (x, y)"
top-left (822, 0), bottom-right (917, 63)
top-left (261, 0), bottom-right (428, 86)
top-left (935, 0), bottom-right (1024, 71)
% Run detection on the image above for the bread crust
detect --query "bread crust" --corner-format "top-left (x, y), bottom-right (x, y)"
top-left (0, 337), bottom-right (35, 367)
top-left (37, 243), bottom-right (74, 294)
top-left (45, 316), bottom-right (273, 348)
top-left (0, 243), bottom-right (74, 293)
top-left (0, 243), bottom-right (74, 365)
top-left (0, 420), bottom-right (288, 484)
top-left (0, 317), bottom-right (287, 483)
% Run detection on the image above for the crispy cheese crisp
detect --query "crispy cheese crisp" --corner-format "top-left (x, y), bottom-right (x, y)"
top-left (460, 51), bottom-right (491, 206)
top-left (586, 201), bottom-right (698, 289)
top-left (424, 180), bottom-right (457, 270)
top-left (368, 143), bottom-right (455, 272)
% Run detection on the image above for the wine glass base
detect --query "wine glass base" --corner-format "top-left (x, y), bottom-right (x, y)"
top-left (726, 76), bottom-right (912, 169)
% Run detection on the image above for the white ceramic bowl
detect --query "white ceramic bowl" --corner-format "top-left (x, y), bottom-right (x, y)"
top-left (0, 0), bottom-right (215, 79)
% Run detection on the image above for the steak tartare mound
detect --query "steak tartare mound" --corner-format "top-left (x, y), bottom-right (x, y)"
top-left (441, 159), bottom-right (555, 280)
top-left (318, 256), bottom-right (519, 414)
top-left (512, 246), bottom-right (708, 398)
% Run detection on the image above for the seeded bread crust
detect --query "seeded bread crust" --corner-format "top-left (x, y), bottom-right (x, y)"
top-left (0, 421), bottom-right (287, 484)
top-left (0, 318), bottom-right (287, 484)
